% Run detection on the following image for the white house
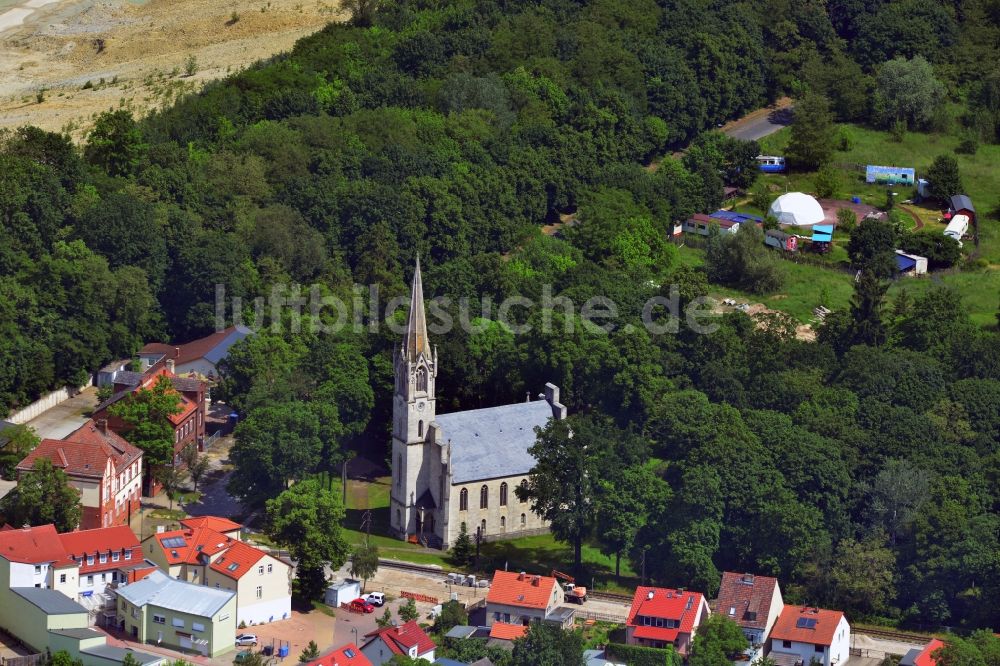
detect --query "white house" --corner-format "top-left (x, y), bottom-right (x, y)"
top-left (485, 570), bottom-right (572, 628)
top-left (768, 605), bottom-right (850, 666)
top-left (361, 621), bottom-right (435, 665)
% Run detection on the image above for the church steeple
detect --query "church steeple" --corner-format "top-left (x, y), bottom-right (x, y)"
top-left (403, 256), bottom-right (433, 362)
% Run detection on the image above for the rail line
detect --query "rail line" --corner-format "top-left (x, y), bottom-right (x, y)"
top-left (856, 627), bottom-right (935, 644)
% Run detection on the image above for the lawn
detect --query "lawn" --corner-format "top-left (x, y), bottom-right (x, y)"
top-left (754, 122), bottom-right (1000, 323)
top-left (338, 476), bottom-right (641, 592)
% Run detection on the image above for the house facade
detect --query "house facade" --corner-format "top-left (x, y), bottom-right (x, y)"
top-left (116, 570), bottom-right (236, 658)
top-left (361, 621), bottom-right (435, 665)
top-left (389, 259), bottom-right (564, 549)
top-left (485, 571), bottom-right (569, 628)
top-left (713, 572), bottom-right (784, 662)
top-left (768, 606), bottom-right (850, 666)
top-left (142, 521), bottom-right (292, 625)
top-left (626, 586), bottom-right (710, 656)
top-left (16, 420), bottom-right (143, 529)
top-left (137, 326), bottom-right (251, 380)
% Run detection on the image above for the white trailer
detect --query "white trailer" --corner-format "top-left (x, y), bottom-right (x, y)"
top-left (944, 214), bottom-right (969, 247)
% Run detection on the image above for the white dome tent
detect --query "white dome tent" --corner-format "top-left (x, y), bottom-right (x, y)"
top-left (769, 192), bottom-right (825, 227)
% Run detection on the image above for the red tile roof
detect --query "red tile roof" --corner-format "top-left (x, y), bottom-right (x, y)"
top-left (489, 623), bottom-right (528, 641)
top-left (770, 605), bottom-right (845, 646)
top-left (627, 587), bottom-right (707, 635)
top-left (714, 572), bottom-right (780, 630)
top-left (17, 420), bottom-right (142, 480)
top-left (58, 526), bottom-right (141, 574)
top-left (209, 539), bottom-right (266, 580)
top-left (486, 570), bottom-right (559, 610)
top-left (0, 524), bottom-right (73, 566)
top-left (180, 516), bottom-right (242, 534)
top-left (140, 327), bottom-right (240, 366)
top-left (363, 620), bottom-right (435, 657)
top-left (914, 639), bottom-right (945, 666)
top-left (305, 645), bottom-right (372, 666)
top-left (632, 625), bottom-right (681, 643)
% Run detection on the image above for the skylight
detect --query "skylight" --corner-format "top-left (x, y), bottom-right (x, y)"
top-left (161, 537), bottom-right (187, 549)
top-left (228, 563), bottom-right (239, 571)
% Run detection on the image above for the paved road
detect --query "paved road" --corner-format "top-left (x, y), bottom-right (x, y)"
top-left (23, 386), bottom-right (98, 439)
top-left (723, 100), bottom-right (793, 142)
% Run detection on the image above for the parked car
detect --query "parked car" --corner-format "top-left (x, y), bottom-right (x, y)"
top-left (366, 592), bottom-right (385, 607)
top-left (349, 598), bottom-right (376, 614)
top-left (235, 634), bottom-right (258, 647)
top-left (234, 650), bottom-right (254, 663)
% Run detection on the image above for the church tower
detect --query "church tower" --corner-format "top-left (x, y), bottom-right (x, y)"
top-left (389, 258), bottom-right (438, 542)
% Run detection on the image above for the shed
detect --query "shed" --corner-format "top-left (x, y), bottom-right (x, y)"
top-left (949, 194), bottom-right (975, 221)
top-left (895, 250), bottom-right (928, 276)
top-left (325, 579), bottom-right (361, 607)
top-left (765, 230), bottom-right (798, 252)
top-left (866, 165), bottom-right (915, 186)
top-left (769, 193), bottom-right (825, 227)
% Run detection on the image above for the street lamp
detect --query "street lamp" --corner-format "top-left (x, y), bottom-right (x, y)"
top-left (351, 627), bottom-right (358, 647)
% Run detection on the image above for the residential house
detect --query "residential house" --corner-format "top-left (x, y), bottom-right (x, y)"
top-left (142, 521), bottom-right (292, 625)
top-left (768, 606), bottom-right (850, 666)
top-left (713, 572), bottom-right (784, 662)
top-left (16, 420), bottom-right (143, 529)
top-left (900, 639), bottom-right (945, 666)
top-left (625, 586), bottom-right (710, 655)
top-left (58, 526), bottom-right (156, 604)
top-left (485, 571), bottom-right (573, 628)
top-left (116, 570), bottom-right (237, 658)
top-left (305, 644), bottom-right (373, 666)
top-left (683, 213), bottom-right (740, 237)
top-left (361, 621), bottom-right (436, 665)
top-left (136, 326), bottom-right (251, 381)
top-left (179, 515), bottom-right (242, 540)
top-left (0, 527), bottom-right (161, 666)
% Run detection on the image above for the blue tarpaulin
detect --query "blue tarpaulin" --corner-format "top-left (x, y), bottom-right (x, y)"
top-left (896, 254), bottom-right (917, 271)
top-left (812, 224), bottom-right (834, 242)
top-left (710, 210), bottom-right (763, 225)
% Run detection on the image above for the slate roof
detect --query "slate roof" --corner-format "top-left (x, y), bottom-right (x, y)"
top-left (12, 587), bottom-right (87, 614)
top-left (950, 194), bottom-right (975, 215)
top-left (116, 570), bottom-right (234, 617)
top-left (437, 401), bottom-right (554, 484)
top-left (714, 572), bottom-right (779, 630)
top-left (486, 570), bottom-right (558, 610)
top-left (17, 420), bottom-right (142, 481)
top-left (80, 645), bottom-right (163, 665)
top-left (770, 605), bottom-right (845, 646)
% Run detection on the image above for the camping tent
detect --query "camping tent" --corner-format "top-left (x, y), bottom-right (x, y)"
top-left (769, 192), bottom-right (825, 227)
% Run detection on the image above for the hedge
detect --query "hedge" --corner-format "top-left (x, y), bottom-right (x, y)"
top-left (605, 642), bottom-right (681, 666)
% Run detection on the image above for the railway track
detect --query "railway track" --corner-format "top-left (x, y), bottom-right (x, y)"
top-left (857, 627), bottom-right (934, 644)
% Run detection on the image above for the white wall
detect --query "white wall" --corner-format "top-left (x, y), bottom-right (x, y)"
top-left (7, 382), bottom-right (92, 424)
top-left (8, 561), bottom-right (37, 587)
top-left (236, 597), bottom-right (291, 626)
top-left (770, 617), bottom-right (850, 666)
top-left (175, 359), bottom-right (218, 378)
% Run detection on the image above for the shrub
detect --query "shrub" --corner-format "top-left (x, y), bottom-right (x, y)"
top-left (606, 642), bottom-right (680, 666)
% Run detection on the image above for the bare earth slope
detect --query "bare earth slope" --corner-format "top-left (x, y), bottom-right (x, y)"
top-left (0, 0), bottom-right (345, 137)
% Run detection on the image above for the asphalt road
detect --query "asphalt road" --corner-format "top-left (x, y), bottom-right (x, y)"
top-left (724, 105), bottom-right (793, 142)
top-left (23, 386), bottom-right (98, 439)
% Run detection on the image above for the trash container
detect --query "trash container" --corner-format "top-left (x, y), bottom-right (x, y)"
top-left (851, 196), bottom-right (861, 204)
top-left (278, 646), bottom-right (289, 659)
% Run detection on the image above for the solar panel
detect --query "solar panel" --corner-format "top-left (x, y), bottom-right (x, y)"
top-left (795, 618), bottom-right (817, 629)
top-left (161, 537), bottom-right (187, 549)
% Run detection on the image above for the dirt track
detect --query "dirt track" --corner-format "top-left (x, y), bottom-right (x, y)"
top-left (0, 0), bottom-right (345, 138)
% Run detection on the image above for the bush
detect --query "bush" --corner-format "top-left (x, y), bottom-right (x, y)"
top-left (606, 642), bottom-right (681, 666)
top-left (890, 119), bottom-right (907, 142)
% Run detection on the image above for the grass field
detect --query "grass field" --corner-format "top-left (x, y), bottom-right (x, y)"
top-left (753, 123), bottom-right (1000, 325)
top-left (339, 476), bottom-right (640, 592)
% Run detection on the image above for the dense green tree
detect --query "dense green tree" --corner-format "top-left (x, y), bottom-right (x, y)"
top-left (449, 522), bottom-right (473, 567)
top-left (109, 374), bottom-right (182, 471)
top-left (873, 57), bottom-right (946, 130)
top-left (595, 465), bottom-right (667, 580)
top-left (265, 479), bottom-right (350, 601)
top-left (510, 622), bottom-right (584, 666)
top-left (0, 423), bottom-right (39, 479)
top-left (350, 542), bottom-right (379, 592)
top-left (84, 110), bottom-right (146, 177)
top-left (785, 93), bottom-right (836, 171)
top-left (689, 615), bottom-right (750, 666)
top-left (705, 223), bottom-right (784, 294)
top-left (0, 459), bottom-right (81, 531)
top-left (828, 533), bottom-right (896, 615)
top-left (926, 155), bottom-right (965, 205)
top-left (397, 597), bottom-right (418, 623)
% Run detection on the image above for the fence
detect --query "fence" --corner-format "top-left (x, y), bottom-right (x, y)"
top-left (851, 648), bottom-right (888, 660)
top-left (401, 591), bottom-right (438, 604)
top-left (1, 655), bottom-right (45, 666)
top-left (6, 381), bottom-right (92, 424)
top-left (576, 609), bottom-right (628, 624)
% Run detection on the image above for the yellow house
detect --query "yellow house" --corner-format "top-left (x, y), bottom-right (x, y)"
top-left (142, 520), bottom-right (292, 626)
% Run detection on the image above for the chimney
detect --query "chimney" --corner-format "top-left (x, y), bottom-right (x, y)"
top-left (532, 576), bottom-right (540, 587)
top-left (518, 571), bottom-right (526, 581)
top-left (166, 358), bottom-right (175, 373)
top-left (96, 419), bottom-right (108, 434)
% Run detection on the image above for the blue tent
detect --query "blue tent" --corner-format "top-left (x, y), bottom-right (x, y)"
top-left (896, 254), bottom-right (917, 272)
top-left (812, 224), bottom-right (834, 243)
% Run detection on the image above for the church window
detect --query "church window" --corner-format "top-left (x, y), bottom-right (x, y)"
top-left (500, 516), bottom-right (506, 530)
top-left (520, 513), bottom-right (526, 527)
top-left (480, 485), bottom-right (488, 509)
top-left (460, 488), bottom-right (468, 511)
top-left (499, 482), bottom-right (508, 507)
top-left (415, 366), bottom-right (427, 392)
top-left (418, 420), bottom-right (424, 437)
top-left (519, 480), bottom-right (528, 502)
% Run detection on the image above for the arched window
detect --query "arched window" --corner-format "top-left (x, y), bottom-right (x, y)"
top-left (418, 420), bottom-right (424, 437)
top-left (500, 516), bottom-right (506, 530)
top-left (459, 488), bottom-right (468, 511)
top-left (415, 366), bottom-right (427, 392)
top-left (499, 482), bottom-right (508, 507)
top-left (480, 485), bottom-right (489, 509)
top-left (520, 513), bottom-right (526, 527)
top-left (519, 479), bottom-right (528, 502)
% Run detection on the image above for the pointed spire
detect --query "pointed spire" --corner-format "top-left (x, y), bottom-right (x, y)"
top-left (404, 256), bottom-right (432, 360)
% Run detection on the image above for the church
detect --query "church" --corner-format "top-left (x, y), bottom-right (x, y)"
top-left (389, 260), bottom-right (567, 549)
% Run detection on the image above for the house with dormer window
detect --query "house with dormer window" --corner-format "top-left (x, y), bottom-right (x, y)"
top-left (713, 572), bottom-right (784, 662)
top-left (485, 570), bottom-right (574, 628)
top-left (626, 586), bottom-right (710, 655)
top-left (142, 519), bottom-right (291, 626)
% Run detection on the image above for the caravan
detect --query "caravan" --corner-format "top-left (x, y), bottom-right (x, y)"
top-left (944, 214), bottom-right (969, 247)
top-left (757, 155), bottom-right (786, 173)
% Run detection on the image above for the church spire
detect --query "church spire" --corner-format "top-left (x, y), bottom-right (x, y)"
top-left (404, 256), bottom-right (432, 360)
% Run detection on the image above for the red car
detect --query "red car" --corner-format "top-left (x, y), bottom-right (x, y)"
top-left (349, 598), bottom-right (376, 614)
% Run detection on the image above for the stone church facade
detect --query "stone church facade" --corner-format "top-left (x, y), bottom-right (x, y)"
top-left (389, 260), bottom-right (566, 549)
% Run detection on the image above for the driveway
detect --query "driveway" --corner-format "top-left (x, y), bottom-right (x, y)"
top-left (723, 98), bottom-right (793, 142)
top-left (332, 598), bottom-right (410, 650)
top-left (238, 610), bottom-right (338, 665)
top-left (22, 386), bottom-right (98, 439)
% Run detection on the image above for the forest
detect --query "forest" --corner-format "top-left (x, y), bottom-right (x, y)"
top-left (1, 0), bottom-right (999, 632)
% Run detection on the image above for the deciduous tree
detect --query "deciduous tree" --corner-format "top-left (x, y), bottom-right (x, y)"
top-left (0, 459), bottom-right (81, 531)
